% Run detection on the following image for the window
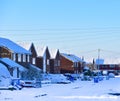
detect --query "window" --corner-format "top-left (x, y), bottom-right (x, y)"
top-left (76, 63), bottom-right (78, 67)
top-left (13, 53), bottom-right (16, 61)
top-left (74, 62), bottom-right (78, 67)
top-left (47, 59), bottom-right (49, 65)
top-left (18, 54), bottom-right (21, 62)
top-left (23, 54), bottom-right (26, 62)
top-left (32, 58), bottom-right (36, 64)
top-left (58, 60), bottom-right (60, 66)
top-left (27, 55), bottom-right (30, 62)
top-left (74, 62), bottom-right (77, 67)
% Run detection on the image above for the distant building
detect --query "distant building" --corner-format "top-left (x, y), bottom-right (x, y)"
top-left (95, 58), bottom-right (120, 75)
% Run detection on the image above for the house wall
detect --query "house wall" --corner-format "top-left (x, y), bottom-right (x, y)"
top-left (50, 59), bottom-right (60, 74)
top-left (60, 56), bottom-right (74, 73)
top-left (49, 51), bottom-right (61, 74)
top-left (36, 57), bottom-right (43, 69)
top-left (0, 47), bottom-right (12, 59)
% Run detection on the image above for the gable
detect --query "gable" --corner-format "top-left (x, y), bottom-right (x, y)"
top-left (55, 50), bottom-right (60, 60)
top-left (49, 49), bottom-right (60, 59)
top-left (46, 47), bottom-right (50, 58)
top-left (29, 43), bottom-right (37, 57)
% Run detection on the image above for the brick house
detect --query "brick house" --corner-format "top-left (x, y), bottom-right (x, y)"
top-left (60, 53), bottom-right (83, 74)
top-left (36, 46), bottom-right (50, 73)
top-left (22, 43), bottom-right (50, 73)
top-left (0, 37), bottom-right (31, 78)
top-left (49, 49), bottom-right (60, 74)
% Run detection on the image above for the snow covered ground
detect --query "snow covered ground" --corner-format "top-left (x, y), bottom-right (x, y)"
top-left (1, 77), bottom-right (120, 101)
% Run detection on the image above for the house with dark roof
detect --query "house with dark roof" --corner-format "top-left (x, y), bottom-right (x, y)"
top-left (60, 53), bottom-right (84, 74)
top-left (21, 43), bottom-right (50, 73)
top-left (49, 49), bottom-right (60, 74)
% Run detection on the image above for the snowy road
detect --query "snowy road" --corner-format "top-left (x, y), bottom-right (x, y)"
top-left (1, 77), bottom-right (120, 101)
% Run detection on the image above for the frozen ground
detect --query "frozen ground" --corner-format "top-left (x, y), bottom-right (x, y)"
top-left (1, 77), bottom-right (120, 101)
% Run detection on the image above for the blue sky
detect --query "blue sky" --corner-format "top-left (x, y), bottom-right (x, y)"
top-left (0, 0), bottom-right (120, 61)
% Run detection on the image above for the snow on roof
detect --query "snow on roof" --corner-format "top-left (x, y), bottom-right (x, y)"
top-left (0, 37), bottom-right (31, 54)
top-left (95, 58), bottom-right (120, 64)
top-left (61, 53), bottom-right (83, 62)
top-left (104, 58), bottom-right (120, 64)
top-left (0, 63), bottom-right (11, 78)
top-left (49, 49), bottom-right (59, 59)
top-left (28, 64), bottom-right (42, 71)
top-left (0, 58), bottom-right (27, 71)
top-left (19, 42), bottom-right (48, 57)
top-left (36, 46), bottom-right (48, 57)
top-left (18, 42), bottom-right (31, 50)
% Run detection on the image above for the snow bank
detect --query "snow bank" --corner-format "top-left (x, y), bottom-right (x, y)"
top-left (42, 74), bottom-right (71, 84)
top-left (1, 77), bottom-right (120, 101)
top-left (0, 63), bottom-right (11, 87)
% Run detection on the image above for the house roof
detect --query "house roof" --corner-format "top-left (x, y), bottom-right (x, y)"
top-left (0, 63), bottom-right (11, 78)
top-left (61, 53), bottom-right (83, 62)
top-left (0, 58), bottom-right (27, 71)
top-left (0, 37), bottom-right (31, 54)
top-left (49, 49), bottom-right (59, 59)
top-left (18, 42), bottom-right (31, 51)
top-left (19, 42), bottom-right (48, 57)
top-left (28, 64), bottom-right (42, 71)
top-left (36, 46), bottom-right (48, 57)
top-left (95, 58), bottom-right (120, 64)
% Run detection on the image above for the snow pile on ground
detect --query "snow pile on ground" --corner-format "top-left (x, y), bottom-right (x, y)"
top-left (1, 76), bottom-right (120, 101)
top-left (42, 74), bottom-right (71, 84)
top-left (0, 63), bottom-right (11, 87)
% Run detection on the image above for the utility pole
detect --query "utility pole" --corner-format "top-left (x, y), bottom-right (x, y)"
top-left (98, 49), bottom-right (100, 77)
